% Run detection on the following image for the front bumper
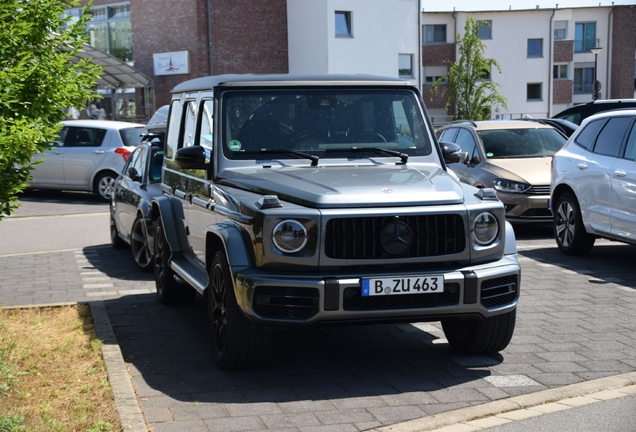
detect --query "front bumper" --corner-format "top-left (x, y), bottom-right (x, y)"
top-left (500, 193), bottom-right (551, 223)
top-left (233, 255), bottom-right (520, 326)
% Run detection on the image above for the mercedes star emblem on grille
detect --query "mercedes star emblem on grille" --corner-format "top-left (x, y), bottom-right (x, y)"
top-left (380, 220), bottom-right (413, 255)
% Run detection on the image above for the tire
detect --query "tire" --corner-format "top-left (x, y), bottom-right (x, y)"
top-left (553, 192), bottom-right (595, 256)
top-left (208, 250), bottom-right (271, 370)
top-left (131, 216), bottom-right (153, 272)
top-left (153, 222), bottom-right (196, 305)
top-left (442, 309), bottom-right (516, 355)
top-left (94, 172), bottom-right (118, 201)
top-left (110, 216), bottom-right (127, 249)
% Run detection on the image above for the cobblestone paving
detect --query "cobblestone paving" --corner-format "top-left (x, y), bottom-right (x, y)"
top-left (1, 209), bottom-right (635, 431)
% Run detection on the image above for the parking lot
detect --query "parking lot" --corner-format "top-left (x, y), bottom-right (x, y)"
top-left (1, 191), bottom-right (635, 431)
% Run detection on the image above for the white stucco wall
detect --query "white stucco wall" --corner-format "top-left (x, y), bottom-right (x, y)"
top-left (287, 0), bottom-right (420, 83)
top-left (422, 6), bottom-right (614, 120)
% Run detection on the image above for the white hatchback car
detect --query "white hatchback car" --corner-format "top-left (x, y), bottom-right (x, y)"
top-left (29, 120), bottom-right (147, 201)
top-left (550, 109), bottom-right (636, 255)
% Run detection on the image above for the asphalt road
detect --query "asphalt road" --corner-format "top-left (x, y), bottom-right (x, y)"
top-left (1, 189), bottom-right (635, 432)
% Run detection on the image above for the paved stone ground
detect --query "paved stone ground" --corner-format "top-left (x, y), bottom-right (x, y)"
top-left (1, 200), bottom-right (635, 431)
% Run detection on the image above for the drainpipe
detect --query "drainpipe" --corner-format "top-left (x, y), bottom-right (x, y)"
top-left (418, 0), bottom-right (422, 90)
top-left (548, 8), bottom-right (555, 117)
top-left (207, 0), bottom-right (214, 75)
top-left (606, 5), bottom-right (614, 99)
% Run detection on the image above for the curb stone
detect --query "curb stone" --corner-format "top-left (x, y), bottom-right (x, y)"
top-left (90, 301), bottom-right (147, 432)
top-left (371, 371), bottom-right (636, 432)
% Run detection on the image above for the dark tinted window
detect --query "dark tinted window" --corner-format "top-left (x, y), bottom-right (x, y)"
top-left (120, 127), bottom-right (147, 147)
top-left (593, 117), bottom-right (632, 157)
top-left (574, 119), bottom-right (606, 150)
top-left (438, 128), bottom-right (458, 142)
top-left (149, 146), bottom-right (164, 183)
top-left (455, 129), bottom-right (476, 156)
top-left (65, 127), bottom-right (107, 147)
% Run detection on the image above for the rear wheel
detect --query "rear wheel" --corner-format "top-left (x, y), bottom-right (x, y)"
top-left (154, 222), bottom-right (196, 304)
top-left (553, 192), bottom-right (595, 256)
top-left (208, 250), bottom-right (271, 370)
top-left (94, 172), bottom-right (117, 201)
top-left (131, 216), bottom-right (152, 271)
top-left (442, 309), bottom-right (516, 355)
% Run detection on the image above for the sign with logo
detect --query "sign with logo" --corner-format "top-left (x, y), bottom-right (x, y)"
top-left (153, 51), bottom-right (189, 76)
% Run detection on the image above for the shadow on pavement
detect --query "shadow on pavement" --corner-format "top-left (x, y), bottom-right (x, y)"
top-left (100, 291), bottom-right (502, 404)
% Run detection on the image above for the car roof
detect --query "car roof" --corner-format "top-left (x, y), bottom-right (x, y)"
top-left (443, 120), bottom-right (555, 131)
top-left (61, 120), bottom-right (146, 129)
top-left (582, 108), bottom-right (636, 122)
top-left (171, 74), bottom-right (415, 94)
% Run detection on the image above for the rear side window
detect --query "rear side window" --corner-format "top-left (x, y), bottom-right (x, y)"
top-left (65, 127), bottom-right (107, 148)
top-left (592, 117), bottom-right (632, 157)
top-left (120, 127), bottom-right (147, 147)
top-left (574, 119), bottom-right (605, 150)
top-left (438, 128), bottom-right (458, 142)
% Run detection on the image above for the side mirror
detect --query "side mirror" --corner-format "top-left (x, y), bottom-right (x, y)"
top-left (175, 145), bottom-right (207, 170)
top-left (439, 141), bottom-right (462, 164)
top-left (127, 167), bottom-right (141, 182)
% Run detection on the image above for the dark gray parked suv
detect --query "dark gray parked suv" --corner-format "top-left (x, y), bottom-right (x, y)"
top-left (149, 74), bottom-right (521, 369)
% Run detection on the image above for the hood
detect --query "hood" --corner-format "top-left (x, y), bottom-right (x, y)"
top-left (486, 157), bottom-right (552, 186)
top-left (218, 163), bottom-right (465, 208)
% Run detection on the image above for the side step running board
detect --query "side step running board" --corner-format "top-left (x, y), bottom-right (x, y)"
top-left (170, 258), bottom-right (207, 294)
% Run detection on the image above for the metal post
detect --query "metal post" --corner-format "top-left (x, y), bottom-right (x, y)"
top-left (590, 46), bottom-right (602, 100)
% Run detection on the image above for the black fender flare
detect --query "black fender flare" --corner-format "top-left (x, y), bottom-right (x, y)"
top-left (150, 194), bottom-right (187, 254)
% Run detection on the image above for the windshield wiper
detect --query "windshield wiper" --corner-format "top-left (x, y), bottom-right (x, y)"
top-left (328, 147), bottom-right (409, 164)
top-left (258, 148), bottom-right (319, 166)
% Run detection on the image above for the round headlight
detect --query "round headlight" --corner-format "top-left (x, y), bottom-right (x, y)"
top-left (472, 212), bottom-right (499, 246)
top-left (272, 220), bottom-right (308, 253)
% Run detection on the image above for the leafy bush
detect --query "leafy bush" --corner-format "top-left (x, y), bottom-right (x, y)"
top-left (0, 0), bottom-right (101, 219)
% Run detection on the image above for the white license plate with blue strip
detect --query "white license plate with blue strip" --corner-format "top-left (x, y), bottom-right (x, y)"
top-left (361, 276), bottom-right (444, 296)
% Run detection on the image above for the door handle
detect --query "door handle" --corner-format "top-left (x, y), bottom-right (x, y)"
top-left (93, 150), bottom-right (105, 154)
top-left (577, 163), bottom-right (588, 170)
top-left (614, 170), bottom-right (627, 178)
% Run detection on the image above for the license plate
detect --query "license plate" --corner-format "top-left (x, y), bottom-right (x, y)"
top-left (361, 276), bottom-right (444, 296)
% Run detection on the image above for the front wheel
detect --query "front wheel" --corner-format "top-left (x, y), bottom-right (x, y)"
top-left (110, 216), bottom-right (126, 249)
top-left (553, 192), bottom-right (595, 256)
top-left (442, 309), bottom-right (516, 355)
top-left (208, 250), bottom-right (271, 370)
top-left (131, 216), bottom-right (152, 271)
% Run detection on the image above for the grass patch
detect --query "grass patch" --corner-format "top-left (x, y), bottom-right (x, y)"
top-left (0, 305), bottom-right (121, 431)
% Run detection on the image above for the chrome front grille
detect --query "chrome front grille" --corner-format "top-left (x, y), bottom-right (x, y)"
top-left (526, 185), bottom-right (550, 195)
top-left (324, 214), bottom-right (465, 259)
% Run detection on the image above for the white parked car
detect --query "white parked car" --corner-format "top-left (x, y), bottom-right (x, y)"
top-left (28, 120), bottom-right (147, 201)
top-left (550, 109), bottom-right (636, 255)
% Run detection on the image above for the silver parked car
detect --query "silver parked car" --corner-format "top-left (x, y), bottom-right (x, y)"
top-left (551, 109), bottom-right (636, 255)
top-left (28, 120), bottom-right (147, 201)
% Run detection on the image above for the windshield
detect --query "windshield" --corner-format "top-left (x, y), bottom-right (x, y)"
top-left (478, 128), bottom-right (566, 159)
top-left (222, 89), bottom-right (433, 161)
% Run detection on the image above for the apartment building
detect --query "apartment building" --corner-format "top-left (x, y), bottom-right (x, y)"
top-left (72, 0), bottom-right (420, 121)
top-left (421, 5), bottom-right (636, 124)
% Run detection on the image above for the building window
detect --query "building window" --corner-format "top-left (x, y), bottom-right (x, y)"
top-left (574, 67), bottom-right (594, 93)
top-left (554, 21), bottom-right (567, 40)
top-left (527, 83), bottom-right (542, 101)
top-left (575, 22), bottom-right (596, 52)
top-left (335, 11), bottom-right (352, 37)
top-left (424, 76), bottom-right (446, 84)
top-left (399, 54), bottom-right (414, 78)
top-left (424, 24), bottom-right (446, 44)
top-left (61, 3), bottom-right (133, 62)
top-left (553, 64), bottom-right (568, 79)
top-left (527, 39), bottom-right (543, 58)
top-left (477, 20), bottom-right (492, 40)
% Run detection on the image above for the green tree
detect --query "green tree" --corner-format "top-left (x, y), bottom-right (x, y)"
top-left (432, 17), bottom-right (507, 121)
top-left (0, 0), bottom-right (101, 220)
